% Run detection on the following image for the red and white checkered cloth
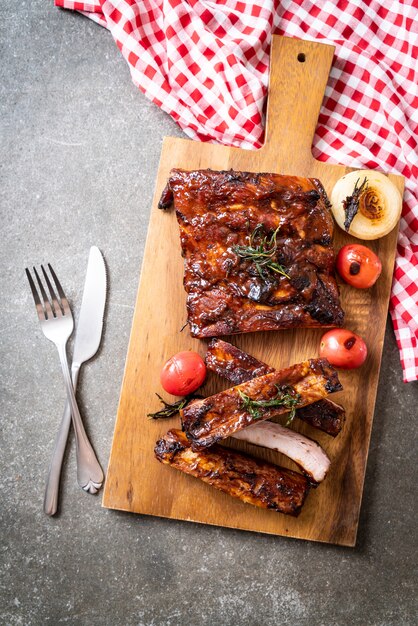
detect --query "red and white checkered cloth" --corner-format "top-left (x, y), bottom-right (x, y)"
top-left (55, 0), bottom-right (418, 382)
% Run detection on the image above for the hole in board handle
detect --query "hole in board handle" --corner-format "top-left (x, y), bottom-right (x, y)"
top-left (297, 53), bottom-right (306, 63)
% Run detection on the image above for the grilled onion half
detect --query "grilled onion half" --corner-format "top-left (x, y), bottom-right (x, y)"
top-left (330, 170), bottom-right (402, 240)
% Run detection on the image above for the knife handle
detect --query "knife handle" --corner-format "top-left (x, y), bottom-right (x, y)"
top-left (44, 366), bottom-right (80, 516)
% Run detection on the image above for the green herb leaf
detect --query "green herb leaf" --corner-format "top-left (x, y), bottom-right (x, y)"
top-left (232, 224), bottom-right (290, 280)
top-left (237, 385), bottom-right (300, 425)
top-left (147, 394), bottom-right (192, 420)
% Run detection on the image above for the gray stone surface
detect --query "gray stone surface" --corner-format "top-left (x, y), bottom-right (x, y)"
top-left (1, 4), bottom-right (417, 625)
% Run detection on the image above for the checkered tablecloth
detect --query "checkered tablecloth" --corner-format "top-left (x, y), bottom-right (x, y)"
top-left (55, 0), bottom-right (418, 382)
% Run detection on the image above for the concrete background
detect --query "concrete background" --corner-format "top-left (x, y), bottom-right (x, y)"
top-left (1, 3), bottom-right (417, 625)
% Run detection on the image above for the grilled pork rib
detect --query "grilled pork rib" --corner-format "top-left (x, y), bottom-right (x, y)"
top-left (231, 421), bottom-right (330, 484)
top-left (181, 358), bottom-right (342, 450)
top-left (206, 339), bottom-right (345, 436)
top-left (205, 338), bottom-right (275, 383)
top-left (296, 399), bottom-right (345, 437)
top-left (160, 168), bottom-right (344, 338)
top-left (155, 429), bottom-right (310, 516)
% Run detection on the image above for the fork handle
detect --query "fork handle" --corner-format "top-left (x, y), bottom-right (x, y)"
top-left (57, 344), bottom-right (104, 495)
top-left (43, 365), bottom-right (80, 516)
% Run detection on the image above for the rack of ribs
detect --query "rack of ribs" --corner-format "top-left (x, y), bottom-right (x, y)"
top-left (159, 168), bottom-right (344, 338)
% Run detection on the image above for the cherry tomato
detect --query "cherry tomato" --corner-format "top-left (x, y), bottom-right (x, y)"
top-left (160, 351), bottom-right (206, 396)
top-left (320, 329), bottom-right (367, 369)
top-left (336, 244), bottom-right (382, 289)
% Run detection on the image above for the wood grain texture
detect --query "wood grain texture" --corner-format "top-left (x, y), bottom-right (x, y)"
top-left (102, 36), bottom-right (404, 546)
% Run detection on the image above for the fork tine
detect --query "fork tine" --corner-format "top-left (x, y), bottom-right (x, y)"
top-left (25, 268), bottom-right (46, 321)
top-left (48, 264), bottom-right (70, 314)
top-left (33, 267), bottom-right (55, 319)
top-left (40, 265), bottom-right (63, 317)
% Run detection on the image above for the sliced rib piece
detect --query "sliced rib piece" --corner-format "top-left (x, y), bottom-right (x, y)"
top-left (296, 399), bottom-right (345, 437)
top-left (161, 168), bottom-right (344, 338)
top-left (205, 338), bottom-right (274, 384)
top-left (205, 338), bottom-right (345, 436)
top-left (232, 421), bottom-right (330, 484)
top-left (155, 429), bottom-right (310, 516)
top-left (181, 358), bottom-right (342, 450)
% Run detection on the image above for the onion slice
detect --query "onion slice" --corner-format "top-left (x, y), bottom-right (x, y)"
top-left (232, 421), bottom-right (330, 484)
top-left (330, 170), bottom-right (402, 240)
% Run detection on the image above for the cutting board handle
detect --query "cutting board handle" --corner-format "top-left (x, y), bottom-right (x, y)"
top-left (260, 36), bottom-right (335, 170)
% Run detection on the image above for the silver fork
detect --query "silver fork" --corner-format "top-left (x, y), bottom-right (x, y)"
top-left (26, 264), bottom-right (104, 495)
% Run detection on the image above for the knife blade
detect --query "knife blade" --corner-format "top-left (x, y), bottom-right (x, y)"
top-left (44, 246), bottom-right (107, 515)
top-left (72, 246), bottom-right (107, 366)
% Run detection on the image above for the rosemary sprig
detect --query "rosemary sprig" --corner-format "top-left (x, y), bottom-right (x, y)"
top-left (343, 177), bottom-right (368, 232)
top-left (147, 394), bottom-right (192, 420)
top-left (232, 224), bottom-right (290, 280)
top-left (237, 385), bottom-right (300, 426)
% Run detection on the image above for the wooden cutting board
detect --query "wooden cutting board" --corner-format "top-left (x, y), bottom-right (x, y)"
top-left (102, 36), bottom-right (404, 546)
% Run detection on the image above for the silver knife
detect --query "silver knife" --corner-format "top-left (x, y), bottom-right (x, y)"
top-left (44, 246), bottom-right (107, 516)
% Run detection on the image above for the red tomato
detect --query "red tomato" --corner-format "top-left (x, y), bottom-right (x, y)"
top-left (336, 244), bottom-right (382, 289)
top-left (320, 329), bottom-right (367, 369)
top-left (160, 351), bottom-right (206, 396)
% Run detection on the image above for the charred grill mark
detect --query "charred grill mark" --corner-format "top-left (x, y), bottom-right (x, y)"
top-left (181, 402), bottom-right (213, 434)
top-left (205, 339), bottom-right (274, 385)
top-left (312, 178), bottom-right (333, 212)
top-left (155, 429), bottom-right (310, 516)
top-left (325, 375), bottom-right (343, 394)
top-left (305, 277), bottom-right (345, 325)
top-left (314, 234), bottom-right (332, 246)
top-left (309, 358), bottom-right (343, 393)
top-left (290, 273), bottom-right (311, 292)
top-left (154, 436), bottom-right (186, 461)
top-left (158, 183), bottom-right (174, 210)
top-left (296, 400), bottom-right (345, 437)
top-left (222, 169), bottom-right (262, 185)
top-left (287, 189), bottom-right (320, 205)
